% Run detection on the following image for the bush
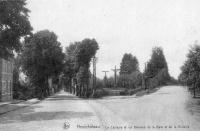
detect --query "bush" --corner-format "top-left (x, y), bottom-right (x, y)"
top-left (13, 81), bottom-right (35, 100)
top-left (92, 89), bottom-right (108, 98)
top-left (119, 89), bottom-right (129, 95)
top-left (129, 87), bottom-right (143, 95)
top-left (117, 71), bottom-right (142, 88)
top-left (146, 68), bottom-right (169, 89)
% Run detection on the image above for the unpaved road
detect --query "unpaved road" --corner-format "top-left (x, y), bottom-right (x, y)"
top-left (0, 86), bottom-right (200, 131)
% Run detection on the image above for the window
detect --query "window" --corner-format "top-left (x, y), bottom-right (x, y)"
top-left (6, 80), bottom-right (8, 91)
top-left (7, 63), bottom-right (9, 73)
top-left (10, 64), bottom-right (13, 73)
top-left (2, 81), bottom-right (6, 92)
top-left (3, 61), bottom-right (5, 72)
top-left (10, 81), bottom-right (12, 97)
top-left (8, 63), bottom-right (10, 73)
top-left (6, 62), bottom-right (8, 73)
top-left (8, 81), bottom-right (9, 90)
top-left (5, 62), bottom-right (7, 73)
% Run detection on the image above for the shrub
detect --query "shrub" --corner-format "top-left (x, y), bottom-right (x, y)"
top-left (147, 68), bottom-right (169, 89)
top-left (92, 89), bottom-right (108, 98)
top-left (117, 71), bottom-right (142, 88)
top-left (119, 89), bottom-right (129, 95)
top-left (13, 81), bottom-right (35, 100)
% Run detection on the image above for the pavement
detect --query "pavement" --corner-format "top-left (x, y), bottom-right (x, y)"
top-left (0, 91), bottom-right (102, 131)
top-left (0, 86), bottom-right (199, 131)
top-left (0, 98), bottom-right (40, 115)
top-left (0, 100), bottom-right (24, 107)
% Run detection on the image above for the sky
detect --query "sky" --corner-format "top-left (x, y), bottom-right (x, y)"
top-left (27, 0), bottom-right (200, 79)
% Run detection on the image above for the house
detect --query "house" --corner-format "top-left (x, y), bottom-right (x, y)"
top-left (0, 58), bottom-right (13, 101)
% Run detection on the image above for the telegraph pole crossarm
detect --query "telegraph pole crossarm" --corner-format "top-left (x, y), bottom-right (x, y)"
top-left (102, 70), bottom-right (109, 79)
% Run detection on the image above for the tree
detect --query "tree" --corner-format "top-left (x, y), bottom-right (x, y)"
top-left (179, 60), bottom-right (192, 85)
top-left (129, 71), bottom-right (142, 88)
top-left (145, 47), bottom-right (169, 78)
top-left (20, 30), bottom-right (64, 99)
top-left (64, 38), bottom-right (99, 97)
top-left (13, 55), bottom-right (21, 99)
top-left (0, 0), bottom-right (32, 58)
top-left (63, 43), bottom-right (79, 93)
top-left (120, 53), bottom-right (139, 75)
top-left (118, 71), bottom-right (142, 88)
top-left (107, 76), bottom-right (115, 88)
top-left (76, 39), bottom-right (99, 95)
top-left (179, 44), bottom-right (200, 97)
top-left (144, 47), bottom-right (170, 89)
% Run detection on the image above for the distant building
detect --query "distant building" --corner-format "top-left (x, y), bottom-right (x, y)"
top-left (0, 58), bottom-right (13, 101)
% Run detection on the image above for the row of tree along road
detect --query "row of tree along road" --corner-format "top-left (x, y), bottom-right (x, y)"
top-left (103, 47), bottom-right (177, 96)
top-left (179, 42), bottom-right (200, 97)
top-left (1, 0), bottom-right (196, 100)
top-left (13, 32), bottom-right (176, 99)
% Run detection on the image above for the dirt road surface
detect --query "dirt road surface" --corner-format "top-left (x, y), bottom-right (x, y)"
top-left (0, 86), bottom-right (199, 131)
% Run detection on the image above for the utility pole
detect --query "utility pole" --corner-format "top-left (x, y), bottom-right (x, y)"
top-left (102, 71), bottom-right (109, 78)
top-left (92, 56), bottom-right (97, 92)
top-left (102, 71), bottom-right (109, 87)
top-left (111, 65), bottom-right (120, 88)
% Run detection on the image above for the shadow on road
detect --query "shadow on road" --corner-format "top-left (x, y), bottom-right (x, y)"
top-left (186, 95), bottom-right (200, 121)
top-left (135, 87), bottom-right (160, 97)
top-left (0, 104), bottom-right (94, 124)
top-left (0, 93), bottom-right (94, 124)
top-left (99, 88), bottom-right (161, 100)
top-left (46, 94), bottom-right (82, 101)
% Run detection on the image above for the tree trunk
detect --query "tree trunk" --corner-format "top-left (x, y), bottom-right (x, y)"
top-left (69, 79), bottom-right (72, 93)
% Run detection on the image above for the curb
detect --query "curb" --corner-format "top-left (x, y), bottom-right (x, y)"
top-left (0, 100), bottom-right (25, 107)
top-left (0, 91), bottom-right (65, 116)
top-left (0, 99), bottom-right (41, 116)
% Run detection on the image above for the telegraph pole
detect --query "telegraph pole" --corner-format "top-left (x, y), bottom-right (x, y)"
top-left (102, 71), bottom-right (109, 87)
top-left (92, 56), bottom-right (97, 92)
top-left (111, 66), bottom-right (120, 88)
top-left (102, 71), bottom-right (109, 78)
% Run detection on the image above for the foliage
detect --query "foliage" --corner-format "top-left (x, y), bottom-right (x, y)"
top-left (143, 47), bottom-right (170, 89)
top-left (179, 44), bottom-right (200, 92)
top-left (120, 53), bottom-right (139, 75)
top-left (106, 76), bottom-right (115, 88)
top-left (95, 78), bottom-right (104, 89)
top-left (117, 74), bottom-right (130, 88)
top-left (145, 47), bottom-right (169, 78)
top-left (129, 71), bottom-right (142, 87)
top-left (13, 56), bottom-right (35, 99)
top-left (64, 38), bottom-right (99, 97)
top-left (117, 71), bottom-right (142, 88)
top-left (92, 89), bottom-right (108, 98)
top-left (0, 0), bottom-right (32, 58)
top-left (20, 30), bottom-right (64, 99)
top-left (117, 53), bottom-right (141, 89)
top-left (119, 89), bottom-right (129, 95)
top-left (147, 68), bottom-right (169, 89)
top-left (13, 56), bottom-right (21, 99)
top-left (63, 43), bottom-right (79, 93)
top-left (13, 80), bottom-right (35, 100)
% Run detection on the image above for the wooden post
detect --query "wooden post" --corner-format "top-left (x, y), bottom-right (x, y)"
top-left (111, 66), bottom-right (120, 88)
top-left (102, 70), bottom-right (109, 87)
